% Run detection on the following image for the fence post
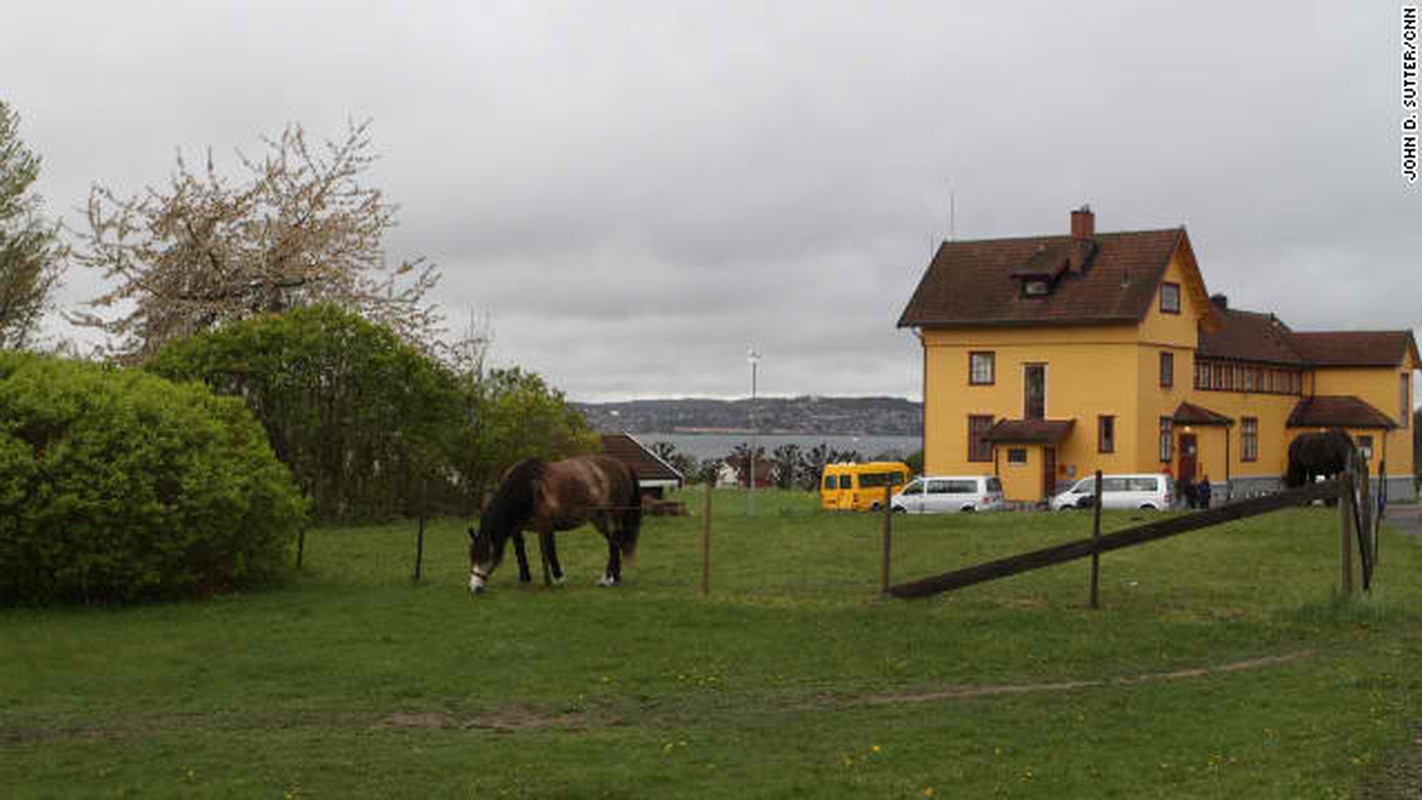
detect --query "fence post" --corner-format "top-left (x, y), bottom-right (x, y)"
top-left (412, 515), bottom-right (425, 581)
top-left (1357, 455), bottom-right (1373, 590)
top-left (701, 482), bottom-right (712, 596)
top-left (1339, 472), bottom-right (1354, 597)
top-left (1090, 470), bottom-right (1103, 609)
top-left (880, 484), bottom-right (894, 596)
top-left (1376, 457), bottom-right (1386, 568)
top-left (296, 526), bottom-right (306, 570)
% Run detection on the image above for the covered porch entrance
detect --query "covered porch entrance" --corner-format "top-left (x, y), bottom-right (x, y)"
top-left (984, 419), bottom-right (1076, 504)
top-left (1171, 401), bottom-right (1235, 506)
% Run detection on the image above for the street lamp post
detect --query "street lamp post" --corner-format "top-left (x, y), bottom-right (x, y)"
top-left (747, 347), bottom-right (761, 516)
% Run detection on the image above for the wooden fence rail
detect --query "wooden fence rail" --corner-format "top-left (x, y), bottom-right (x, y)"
top-left (888, 478), bottom-right (1344, 600)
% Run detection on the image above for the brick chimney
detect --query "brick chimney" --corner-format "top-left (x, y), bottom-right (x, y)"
top-left (1070, 205), bottom-right (1094, 240)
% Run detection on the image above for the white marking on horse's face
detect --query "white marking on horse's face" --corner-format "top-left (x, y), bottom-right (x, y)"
top-left (469, 571), bottom-right (486, 594)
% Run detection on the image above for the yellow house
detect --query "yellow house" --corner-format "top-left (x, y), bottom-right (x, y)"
top-left (898, 207), bottom-right (1419, 504)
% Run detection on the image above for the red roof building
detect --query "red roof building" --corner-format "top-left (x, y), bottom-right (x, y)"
top-left (899, 206), bottom-right (1419, 502)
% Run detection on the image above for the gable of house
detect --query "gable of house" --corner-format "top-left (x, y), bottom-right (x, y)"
top-left (899, 212), bottom-right (1216, 333)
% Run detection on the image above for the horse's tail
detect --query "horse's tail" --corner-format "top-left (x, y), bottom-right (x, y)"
top-left (617, 460), bottom-right (642, 557)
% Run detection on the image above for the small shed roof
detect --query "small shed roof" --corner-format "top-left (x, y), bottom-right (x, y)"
top-left (600, 434), bottom-right (684, 484)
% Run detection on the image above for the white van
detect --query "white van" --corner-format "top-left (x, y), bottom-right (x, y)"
top-left (891, 475), bottom-right (1007, 513)
top-left (1051, 474), bottom-right (1175, 511)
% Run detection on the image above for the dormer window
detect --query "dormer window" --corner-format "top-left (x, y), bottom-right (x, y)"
top-left (1023, 280), bottom-right (1049, 297)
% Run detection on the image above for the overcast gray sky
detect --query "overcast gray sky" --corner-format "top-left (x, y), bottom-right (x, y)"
top-left (3, 1), bottom-right (1418, 401)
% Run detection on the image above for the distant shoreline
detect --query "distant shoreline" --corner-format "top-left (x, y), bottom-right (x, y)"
top-left (576, 396), bottom-right (923, 440)
top-left (669, 426), bottom-right (826, 435)
top-left (633, 432), bottom-right (921, 462)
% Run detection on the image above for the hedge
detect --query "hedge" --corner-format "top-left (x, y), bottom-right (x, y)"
top-left (0, 352), bottom-right (306, 604)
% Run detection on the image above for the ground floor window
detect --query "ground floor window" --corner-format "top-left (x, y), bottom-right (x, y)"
top-left (1007, 447), bottom-right (1028, 464)
top-left (1241, 417), bottom-right (1258, 462)
top-left (1098, 415), bottom-right (1115, 453)
top-left (1158, 417), bottom-right (1173, 462)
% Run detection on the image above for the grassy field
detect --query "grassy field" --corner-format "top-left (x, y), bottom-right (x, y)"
top-left (4, 488), bottom-right (1422, 798)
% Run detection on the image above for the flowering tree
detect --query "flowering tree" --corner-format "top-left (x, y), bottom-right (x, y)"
top-left (73, 119), bottom-right (441, 360)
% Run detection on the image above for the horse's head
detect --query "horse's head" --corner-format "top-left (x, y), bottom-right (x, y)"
top-left (467, 523), bottom-right (502, 594)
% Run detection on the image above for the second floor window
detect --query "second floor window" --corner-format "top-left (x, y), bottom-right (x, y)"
top-left (1160, 352), bottom-right (1174, 388)
top-left (969, 352), bottom-right (995, 385)
top-left (1024, 364), bottom-right (1046, 419)
top-left (1160, 282), bottom-right (1181, 314)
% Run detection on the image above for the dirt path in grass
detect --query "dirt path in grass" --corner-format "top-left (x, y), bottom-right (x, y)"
top-left (845, 650), bottom-right (1314, 707)
top-left (364, 650), bottom-right (1319, 735)
top-left (0, 650), bottom-right (1326, 744)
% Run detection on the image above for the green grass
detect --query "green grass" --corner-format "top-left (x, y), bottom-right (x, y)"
top-left (4, 489), bottom-right (1422, 798)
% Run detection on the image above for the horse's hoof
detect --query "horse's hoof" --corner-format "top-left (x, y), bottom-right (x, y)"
top-left (552, 574), bottom-right (566, 586)
top-left (596, 574), bottom-right (618, 588)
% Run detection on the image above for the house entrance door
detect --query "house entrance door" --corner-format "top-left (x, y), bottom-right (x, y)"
top-left (1178, 433), bottom-right (1198, 485)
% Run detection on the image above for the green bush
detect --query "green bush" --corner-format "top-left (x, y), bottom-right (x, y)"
top-left (0, 352), bottom-right (306, 604)
top-left (147, 305), bottom-right (466, 521)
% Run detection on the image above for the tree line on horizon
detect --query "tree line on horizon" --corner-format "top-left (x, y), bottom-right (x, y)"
top-left (649, 440), bottom-right (924, 491)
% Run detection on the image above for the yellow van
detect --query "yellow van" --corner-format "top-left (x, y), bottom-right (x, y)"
top-left (820, 462), bottom-right (912, 511)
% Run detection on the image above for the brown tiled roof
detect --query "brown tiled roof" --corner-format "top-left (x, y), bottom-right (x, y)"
top-left (1286, 396), bottom-right (1397, 430)
top-left (1172, 402), bottom-right (1234, 427)
top-left (984, 419), bottom-right (1075, 444)
top-left (600, 434), bottom-right (684, 483)
top-left (1196, 307), bottom-right (1303, 365)
top-left (1287, 331), bottom-right (1419, 368)
top-left (898, 228), bottom-right (1187, 328)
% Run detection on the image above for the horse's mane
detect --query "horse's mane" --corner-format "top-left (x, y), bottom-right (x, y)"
top-left (481, 458), bottom-right (545, 547)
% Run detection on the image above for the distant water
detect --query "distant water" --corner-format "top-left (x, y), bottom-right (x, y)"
top-left (636, 432), bottom-right (922, 462)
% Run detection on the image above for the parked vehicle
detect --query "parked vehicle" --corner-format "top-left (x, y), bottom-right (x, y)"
top-left (1051, 474), bottom-right (1175, 511)
top-left (820, 461), bottom-right (912, 512)
top-left (891, 475), bottom-right (1006, 513)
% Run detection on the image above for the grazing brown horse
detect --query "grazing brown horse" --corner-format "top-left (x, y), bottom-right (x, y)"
top-left (1285, 430), bottom-right (1356, 488)
top-left (468, 455), bottom-right (642, 594)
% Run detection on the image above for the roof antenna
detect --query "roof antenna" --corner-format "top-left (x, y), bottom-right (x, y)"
top-left (949, 189), bottom-right (957, 241)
